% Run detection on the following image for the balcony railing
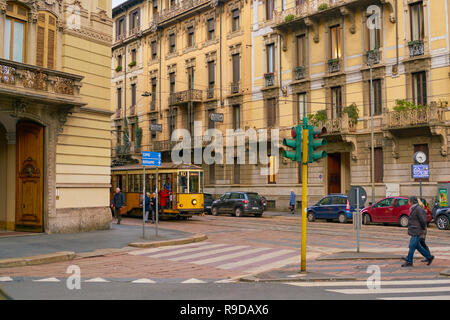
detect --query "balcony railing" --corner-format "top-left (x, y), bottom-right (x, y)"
top-left (129, 26), bottom-right (141, 36)
top-left (0, 58), bottom-right (83, 100)
top-left (328, 58), bottom-right (341, 73)
top-left (264, 73), bottom-right (275, 87)
top-left (294, 66), bottom-right (306, 80)
top-left (231, 82), bottom-right (239, 94)
top-left (115, 108), bottom-right (122, 118)
top-left (206, 85), bottom-right (215, 99)
top-left (150, 100), bottom-right (156, 111)
top-left (366, 49), bottom-right (381, 65)
top-left (168, 89), bottom-right (203, 106)
top-left (129, 105), bottom-right (136, 116)
top-left (153, 139), bottom-right (177, 152)
top-left (408, 40), bottom-right (424, 57)
top-left (115, 33), bottom-right (126, 43)
top-left (274, 0), bottom-right (343, 25)
top-left (155, 0), bottom-right (210, 25)
top-left (385, 104), bottom-right (445, 129)
top-left (319, 113), bottom-right (356, 135)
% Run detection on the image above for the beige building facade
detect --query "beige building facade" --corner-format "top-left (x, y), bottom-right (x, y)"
top-left (0, 0), bottom-right (113, 233)
top-left (111, 0), bottom-right (449, 210)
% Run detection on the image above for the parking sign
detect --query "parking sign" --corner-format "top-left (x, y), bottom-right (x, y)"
top-left (411, 164), bottom-right (429, 179)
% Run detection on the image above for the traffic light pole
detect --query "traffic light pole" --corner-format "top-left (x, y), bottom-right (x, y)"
top-left (301, 117), bottom-right (308, 272)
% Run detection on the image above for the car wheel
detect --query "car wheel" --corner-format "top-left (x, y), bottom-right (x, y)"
top-left (362, 214), bottom-right (371, 225)
top-left (307, 211), bottom-right (315, 222)
top-left (255, 212), bottom-right (263, 217)
top-left (399, 215), bottom-right (409, 228)
top-left (234, 207), bottom-right (243, 217)
top-left (211, 207), bottom-right (218, 216)
top-left (338, 213), bottom-right (347, 224)
top-left (436, 215), bottom-right (450, 230)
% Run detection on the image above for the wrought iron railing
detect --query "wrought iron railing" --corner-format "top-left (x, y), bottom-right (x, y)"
top-left (328, 58), bottom-right (341, 73)
top-left (264, 73), bottom-right (275, 87)
top-left (168, 89), bottom-right (203, 106)
top-left (294, 66), bottom-right (306, 80)
top-left (408, 40), bottom-right (424, 57)
top-left (231, 82), bottom-right (239, 94)
top-left (366, 49), bottom-right (381, 65)
top-left (319, 113), bottom-right (356, 135)
top-left (206, 85), bottom-right (215, 99)
top-left (385, 104), bottom-right (445, 128)
top-left (274, 0), bottom-right (344, 25)
top-left (155, 0), bottom-right (210, 25)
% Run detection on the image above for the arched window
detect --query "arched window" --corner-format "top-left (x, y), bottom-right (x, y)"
top-left (4, 2), bottom-right (28, 63)
top-left (36, 11), bottom-right (57, 69)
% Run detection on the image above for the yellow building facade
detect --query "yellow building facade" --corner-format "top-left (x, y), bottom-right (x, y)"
top-left (0, 0), bottom-right (113, 233)
top-left (112, 0), bottom-right (449, 209)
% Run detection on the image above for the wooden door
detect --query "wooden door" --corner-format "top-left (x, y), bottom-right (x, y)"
top-left (327, 153), bottom-right (341, 194)
top-left (16, 122), bottom-right (44, 232)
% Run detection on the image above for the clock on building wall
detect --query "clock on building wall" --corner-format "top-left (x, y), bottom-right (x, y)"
top-left (413, 151), bottom-right (427, 164)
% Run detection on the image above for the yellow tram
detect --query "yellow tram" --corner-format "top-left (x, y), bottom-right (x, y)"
top-left (111, 163), bottom-right (205, 219)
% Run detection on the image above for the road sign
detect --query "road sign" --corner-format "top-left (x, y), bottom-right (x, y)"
top-left (412, 164), bottom-right (429, 179)
top-left (347, 186), bottom-right (367, 208)
top-left (150, 124), bottom-right (162, 132)
top-left (142, 151), bottom-right (161, 167)
top-left (209, 113), bottom-right (224, 123)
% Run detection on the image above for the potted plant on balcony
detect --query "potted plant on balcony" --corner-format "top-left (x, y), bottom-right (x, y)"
top-left (115, 65), bottom-right (123, 72)
top-left (128, 60), bottom-right (137, 68)
top-left (308, 110), bottom-right (327, 127)
top-left (285, 14), bottom-right (295, 23)
top-left (318, 3), bottom-right (328, 11)
top-left (135, 126), bottom-right (142, 153)
top-left (343, 103), bottom-right (359, 124)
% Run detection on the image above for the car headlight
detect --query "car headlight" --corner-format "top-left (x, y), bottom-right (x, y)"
top-left (192, 199), bottom-right (198, 205)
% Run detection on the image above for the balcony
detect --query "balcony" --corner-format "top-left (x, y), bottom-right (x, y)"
top-left (129, 27), bottom-right (141, 37)
top-left (294, 66), bottom-right (306, 80)
top-left (115, 33), bottom-right (126, 43)
top-left (230, 82), bottom-right (240, 95)
top-left (0, 58), bottom-right (83, 107)
top-left (408, 40), bottom-right (425, 57)
top-left (366, 49), bottom-right (381, 65)
top-left (150, 100), bottom-right (156, 111)
top-left (168, 89), bottom-right (203, 106)
top-left (274, 0), bottom-right (345, 26)
top-left (328, 58), bottom-right (341, 73)
top-left (129, 105), bottom-right (136, 116)
top-left (319, 113), bottom-right (357, 136)
top-left (114, 108), bottom-right (122, 118)
top-left (264, 73), bottom-right (275, 87)
top-left (154, 0), bottom-right (211, 27)
top-left (384, 104), bottom-right (446, 130)
top-left (206, 85), bottom-right (215, 100)
top-left (153, 139), bottom-right (177, 152)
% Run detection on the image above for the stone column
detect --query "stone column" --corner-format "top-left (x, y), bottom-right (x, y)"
top-left (5, 132), bottom-right (16, 231)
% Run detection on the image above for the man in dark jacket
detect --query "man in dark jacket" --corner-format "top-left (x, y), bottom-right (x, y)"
top-left (111, 188), bottom-right (126, 225)
top-left (402, 196), bottom-right (434, 267)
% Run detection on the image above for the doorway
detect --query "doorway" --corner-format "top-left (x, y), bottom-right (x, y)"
top-left (327, 153), bottom-right (341, 194)
top-left (15, 122), bottom-right (44, 232)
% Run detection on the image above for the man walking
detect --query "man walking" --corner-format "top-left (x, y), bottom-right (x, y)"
top-left (402, 196), bottom-right (434, 267)
top-left (111, 187), bottom-right (126, 225)
top-left (289, 190), bottom-right (296, 215)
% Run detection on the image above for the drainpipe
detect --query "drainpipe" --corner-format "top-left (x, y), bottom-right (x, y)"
top-left (159, 29), bottom-right (162, 119)
top-left (220, 3), bottom-right (223, 107)
top-left (394, 0), bottom-right (399, 74)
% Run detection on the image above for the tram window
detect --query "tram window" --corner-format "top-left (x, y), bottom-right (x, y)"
top-left (189, 172), bottom-right (200, 193)
top-left (178, 173), bottom-right (188, 193)
top-left (200, 172), bottom-right (204, 193)
top-left (128, 175), bottom-right (133, 193)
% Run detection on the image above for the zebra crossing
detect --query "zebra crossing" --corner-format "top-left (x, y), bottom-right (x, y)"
top-left (130, 241), bottom-right (299, 274)
top-left (284, 279), bottom-right (450, 300)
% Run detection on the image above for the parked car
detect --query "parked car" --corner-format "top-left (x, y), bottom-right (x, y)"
top-left (211, 192), bottom-right (264, 217)
top-left (361, 197), bottom-right (432, 227)
top-left (434, 207), bottom-right (450, 230)
top-left (306, 194), bottom-right (354, 223)
top-left (203, 193), bottom-right (215, 214)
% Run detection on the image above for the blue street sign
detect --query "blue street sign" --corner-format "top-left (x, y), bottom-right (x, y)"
top-left (411, 164), bottom-right (429, 179)
top-left (142, 151), bottom-right (161, 167)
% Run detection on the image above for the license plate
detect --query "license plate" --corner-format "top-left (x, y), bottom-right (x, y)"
top-left (252, 207), bottom-right (259, 210)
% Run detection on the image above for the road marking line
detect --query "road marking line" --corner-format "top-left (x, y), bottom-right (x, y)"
top-left (170, 245), bottom-right (250, 261)
top-left (182, 278), bottom-right (207, 284)
top-left (194, 248), bottom-right (272, 265)
top-left (144, 243), bottom-right (227, 259)
top-left (219, 249), bottom-right (294, 270)
top-left (327, 286), bottom-right (450, 295)
top-left (84, 278), bottom-right (109, 283)
top-left (245, 256), bottom-right (299, 274)
top-left (130, 241), bottom-right (213, 255)
top-left (0, 277), bottom-right (13, 282)
top-left (131, 278), bottom-right (156, 284)
top-left (33, 277), bottom-right (60, 282)
top-left (380, 295), bottom-right (450, 300)
top-left (214, 279), bottom-right (235, 283)
top-left (285, 279), bottom-right (450, 287)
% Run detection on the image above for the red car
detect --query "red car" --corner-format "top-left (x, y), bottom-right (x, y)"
top-left (361, 197), bottom-right (432, 227)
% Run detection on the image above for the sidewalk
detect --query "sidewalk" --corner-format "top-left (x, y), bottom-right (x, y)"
top-left (0, 221), bottom-right (203, 267)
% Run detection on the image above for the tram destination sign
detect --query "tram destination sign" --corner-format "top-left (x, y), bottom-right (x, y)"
top-left (142, 151), bottom-right (161, 167)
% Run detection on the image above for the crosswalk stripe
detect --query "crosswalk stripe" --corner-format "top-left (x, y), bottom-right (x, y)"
top-left (327, 286), bottom-right (450, 295)
top-left (285, 279), bottom-right (450, 287)
top-left (182, 278), bottom-right (207, 284)
top-left (85, 278), bottom-right (109, 283)
top-left (219, 249), bottom-right (294, 270)
top-left (195, 247), bottom-right (272, 265)
top-left (130, 241), bottom-right (213, 255)
top-left (131, 278), bottom-right (156, 284)
top-left (33, 277), bottom-right (60, 282)
top-left (246, 255), bottom-right (299, 274)
top-left (380, 295), bottom-right (450, 300)
top-left (170, 245), bottom-right (250, 261)
top-left (144, 243), bottom-right (227, 259)
top-left (0, 277), bottom-right (13, 282)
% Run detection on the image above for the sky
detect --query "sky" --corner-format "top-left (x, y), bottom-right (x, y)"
top-left (112, 0), bottom-right (127, 8)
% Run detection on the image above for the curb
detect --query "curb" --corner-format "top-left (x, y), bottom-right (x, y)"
top-left (128, 233), bottom-right (208, 248)
top-left (238, 272), bottom-right (356, 283)
top-left (0, 251), bottom-right (75, 268)
top-left (440, 269), bottom-right (450, 277)
top-left (316, 252), bottom-right (401, 261)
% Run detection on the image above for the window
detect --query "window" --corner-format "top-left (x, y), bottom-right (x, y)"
top-left (117, 125), bottom-right (122, 144)
top-left (36, 12), bottom-right (56, 69)
top-left (412, 71), bottom-right (427, 106)
top-left (151, 77), bottom-right (157, 109)
top-left (414, 144), bottom-right (429, 182)
top-left (297, 93), bottom-right (307, 123)
top-left (296, 34), bottom-right (306, 67)
top-left (267, 98), bottom-right (277, 128)
top-left (169, 72), bottom-right (176, 93)
top-left (4, 3), bottom-right (28, 63)
top-left (117, 88), bottom-right (122, 109)
top-left (169, 33), bottom-right (176, 53)
top-left (234, 160), bottom-right (240, 184)
top-left (331, 86), bottom-right (342, 119)
top-left (410, 2), bottom-right (424, 41)
top-left (153, 0), bottom-right (158, 14)
top-left (116, 16), bottom-right (126, 40)
top-left (187, 67), bottom-right (194, 89)
top-left (332, 196), bottom-right (347, 205)
top-left (130, 123), bottom-right (136, 142)
top-left (268, 155), bottom-right (277, 184)
top-left (187, 26), bottom-right (194, 47)
top-left (117, 55), bottom-right (123, 68)
top-left (232, 53), bottom-right (240, 87)
top-left (131, 84), bottom-right (136, 106)
top-left (375, 198), bottom-right (394, 208)
top-left (207, 18), bottom-right (215, 40)
top-left (369, 79), bottom-right (382, 116)
top-left (266, 0), bottom-right (274, 20)
top-left (319, 197), bottom-right (331, 206)
top-left (168, 108), bottom-right (177, 135)
top-left (208, 61), bottom-right (215, 98)
top-left (374, 147), bottom-right (383, 183)
top-left (232, 105), bottom-right (240, 130)
top-left (266, 44), bottom-right (275, 73)
top-left (368, 20), bottom-right (381, 51)
top-left (330, 25), bottom-right (341, 59)
top-left (209, 165), bottom-right (215, 184)
top-left (129, 8), bottom-right (140, 33)
top-left (232, 9), bottom-right (240, 32)
top-left (208, 110), bottom-right (215, 129)
top-left (151, 40), bottom-right (157, 60)
top-left (131, 49), bottom-right (137, 63)
top-left (150, 119), bottom-right (157, 139)
top-left (395, 198), bottom-right (409, 208)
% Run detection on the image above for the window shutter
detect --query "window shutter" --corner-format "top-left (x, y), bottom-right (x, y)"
top-left (47, 29), bottom-right (55, 69)
top-left (208, 19), bottom-right (214, 32)
top-left (36, 26), bottom-right (45, 67)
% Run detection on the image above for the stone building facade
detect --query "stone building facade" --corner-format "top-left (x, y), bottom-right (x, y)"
top-left (0, 0), bottom-right (113, 233)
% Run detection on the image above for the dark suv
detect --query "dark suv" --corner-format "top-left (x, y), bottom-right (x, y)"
top-left (211, 192), bottom-right (264, 217)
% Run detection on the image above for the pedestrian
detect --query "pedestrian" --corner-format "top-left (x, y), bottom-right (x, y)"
top-left (289, 190), bottom-right (296, 215)
top-left (401, 196), bottom-right (434, 267)
top-left (418, 198), bottom-right (431, 260)
top-left (150, 192), bottom-right (156, 224)
top-left (111, 187), bottom-right (126, 225)
top-left (144, 192), bottom-right (151, 223)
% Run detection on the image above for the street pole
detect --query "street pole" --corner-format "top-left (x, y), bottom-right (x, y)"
top-left (356, 188), bottom-right (360, 253)
top-left (156, 167), bottom-right (159, 237)
top-left (143, 167), bottom-right (146, 239)
top-left (370, 62), bottom-right (375, 205)
top-left (301, 116), bottom-right (308, 272)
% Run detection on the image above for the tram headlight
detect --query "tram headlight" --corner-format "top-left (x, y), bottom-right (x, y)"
top-left (192, 199), bottom-right (198, 205)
